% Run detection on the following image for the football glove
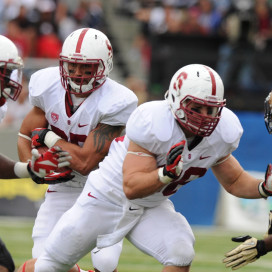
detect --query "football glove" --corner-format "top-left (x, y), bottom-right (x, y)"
top-left (158, 140), bottom-right (185, 184)
top-left (27, 146), bottom-right (74, 184)
top-left (0, 238), bottom-right (15, 272)
top-left (259, 163), bottom-right (272, 198)
top-left (223, 235), bottom-right (267, 270)
top-left (31, 128), bottom-right (61, 148)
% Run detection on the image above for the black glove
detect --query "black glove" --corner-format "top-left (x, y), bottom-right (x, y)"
top-left (31, 128), bottom-right (51, 148)
top-left (259, 163), bottom-right (272, 198)
top-left (27, 164), bottom-right (74, 184)
top-left (0, 238), bottom-right (15, 272)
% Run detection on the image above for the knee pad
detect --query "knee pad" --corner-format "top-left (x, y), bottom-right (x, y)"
top-left (0, 239), bottom-right (15, 272)
top-left (164, 241), bottom-right (195, 266)
top-left (91, 243), bottom-right (122, 272)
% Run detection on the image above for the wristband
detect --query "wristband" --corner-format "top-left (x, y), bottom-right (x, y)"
top-left (14, 162), bottom-right (29, 178)
top-left (44, 131), bottom-right (62, 148)
top-left (158, 167), bottom-right (172, 184)
top-left (258, 181), bottom-right (268, 199)
top-left (18, 132), bottom-right (32, 141)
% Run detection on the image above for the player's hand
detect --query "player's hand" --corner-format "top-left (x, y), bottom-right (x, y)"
top-left (27, 146), bottom-right (74, 184)
top-left (223, 235), bottom-right (267, 270)
top-left (31, 128), bottom-right (51, 147)
top-left (158, 140), bottom-right (185, 184)
top-left (259, 163), bottom-right (272, 198)
top-left (30, 169), bottom-right (75, 185)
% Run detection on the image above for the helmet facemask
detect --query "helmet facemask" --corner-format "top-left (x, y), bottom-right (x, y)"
top-left (60, 56), bottom-right (106, 95)
top-left (175, 95), bottom-right (225, 137)
top-left (0, 61), bottom-right (23, 101)
top-left (264, 92), bottom-right (272, 134)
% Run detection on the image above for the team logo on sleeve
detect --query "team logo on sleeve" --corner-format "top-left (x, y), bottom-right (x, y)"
top-left (51, 112), bottom-right (59, 123)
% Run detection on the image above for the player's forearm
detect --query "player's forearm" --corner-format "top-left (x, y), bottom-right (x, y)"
top-left (0, 154), bottom-right (17, 178)
top-left (223, 171), bottom-right (262, 199)
top-left (54, 139), bottom-right (104, 175)
top-left (17, 136), bottom-right (32, 162)
top-left (0, 154), bottom-right (29, 179)
top-left (123, 169), bottom-right (165, 199)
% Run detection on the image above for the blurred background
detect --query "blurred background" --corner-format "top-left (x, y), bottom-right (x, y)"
top-left (0, 0), bottom-right (272, 234)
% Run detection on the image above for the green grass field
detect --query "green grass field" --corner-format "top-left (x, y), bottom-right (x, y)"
top-left (1, 217), bottom-right (272, 272)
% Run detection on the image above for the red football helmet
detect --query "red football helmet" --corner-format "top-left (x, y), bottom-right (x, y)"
top-left (165, 64), bottom-right (226, 137)
top-left (59, 28), bottom-right (113, 95)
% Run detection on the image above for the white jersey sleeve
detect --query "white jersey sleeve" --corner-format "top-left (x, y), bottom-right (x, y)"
top-left (29, 67), bottom-right (62, 111)
top-left (97, 78), bottom-right (138, 126)
top-left (126, 101), bottom-right (178, 156)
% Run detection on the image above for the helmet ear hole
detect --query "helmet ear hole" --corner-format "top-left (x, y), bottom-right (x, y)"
top-left (171, 94), bottom-right (175, 103)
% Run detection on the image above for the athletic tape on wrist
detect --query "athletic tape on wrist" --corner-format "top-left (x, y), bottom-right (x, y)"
top-left (258, 181), bottom-right (268, 199)
top-left (158, 167), bottom-right (172, 184)
top-left (14, 162), bottom-right (29, 178)
top-left (44, 131), bottom-right (61, 148)
top-left (18, 132), bottom-right (32, 141)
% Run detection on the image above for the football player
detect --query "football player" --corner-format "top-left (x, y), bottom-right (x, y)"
top-left (0, 35), bottom-right (72, 272)
top-left (29, 64), bottom-right (272, 272)
top-left (17, 28), bottom-right (138, 272)
top-left (223, 91), bottom-right (272, 270)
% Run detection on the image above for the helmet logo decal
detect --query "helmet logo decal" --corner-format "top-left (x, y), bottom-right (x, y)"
top-left (173, 72), bottom-right (187, 92)
top-left (76, 28), bottom-right (89, 53)
top-left (203, 66), bottom-right (216, 95)
top-left (106, 39), bottom-right (113, 57)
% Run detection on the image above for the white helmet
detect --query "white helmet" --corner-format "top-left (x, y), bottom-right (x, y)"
top-left (59, 28), bottom-right (113, 95)
top-left (165, 64), bottom-right (226, 137)
top-left (0, 35), bottom-right (23, 101)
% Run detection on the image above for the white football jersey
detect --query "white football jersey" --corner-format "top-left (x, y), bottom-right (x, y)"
top-left (90, 100), bottom-right (243, 207)
top-left (28, 67), bottom-right (138, 188)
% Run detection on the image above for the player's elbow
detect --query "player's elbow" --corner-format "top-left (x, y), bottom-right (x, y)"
top-left (123, 189), bottom-right (136, 200)
top-left (123, 183), bottom-right (137, 200)
top-left (73, 161), bottom-right (94, 176)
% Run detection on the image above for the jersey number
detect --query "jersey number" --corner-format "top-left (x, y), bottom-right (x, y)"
top-left (162, 167), bottom-right (207, 196)
top-left (51, 125), bottom-right (87, 145)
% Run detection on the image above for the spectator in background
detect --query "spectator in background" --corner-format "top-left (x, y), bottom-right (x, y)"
top-left (125, 76), bottom-right (148, 105)
top-left (35, 0), bottom-right (62, 58)
top-left (194, 0), bottom-right (223, 35)
top-left (55, 2), bottom-right (78, 42)
top-left (254, 0), bottom-right (272, 50)
top-left (74, 0), bottom-right (105, 31)
top-left (216, 0), bottom-right (262, 93)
